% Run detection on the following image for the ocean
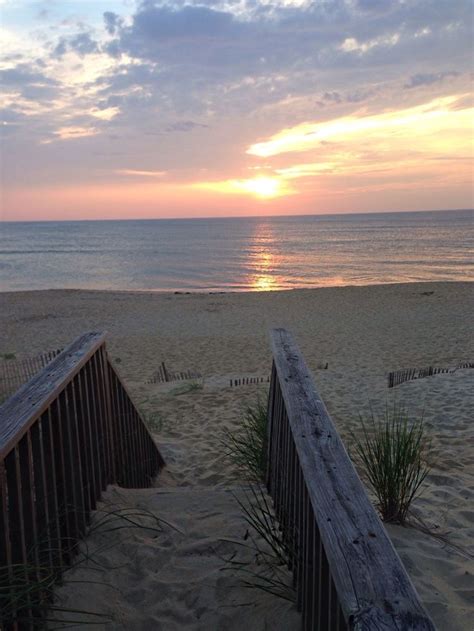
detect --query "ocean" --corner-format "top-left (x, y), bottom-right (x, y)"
top-left (1, 209), bottom-right (472, 292)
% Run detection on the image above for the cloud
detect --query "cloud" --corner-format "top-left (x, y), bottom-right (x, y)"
top-left (339, 33), bottom-right (400, 54)
top-left (165, 121), bottom-right (208, 132)
top-left (103, 12), bottom-right (122, 36)
top-left (44, 126), bottom-right (99, 142)
top-left (404, 71), bottom-right (459, 89)
top-left (0, 65), bottom-right (57, 88)
top-left (116, 169), bottom-right (167, 178)
top-left (53, 32), bottom-right (99, 58)
top-left (247, 95), bottom-right (470, 157)
top-left (1, 0), bottom-right (472, 211)
top-left (0, 64), bottom-right (60, 106)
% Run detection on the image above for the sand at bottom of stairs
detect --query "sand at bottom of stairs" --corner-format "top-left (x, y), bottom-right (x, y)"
top-left (52, 485), bottom-right (300, 631)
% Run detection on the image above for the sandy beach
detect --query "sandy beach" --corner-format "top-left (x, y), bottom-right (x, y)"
top-left (1, 281), bottom-right (473, 629)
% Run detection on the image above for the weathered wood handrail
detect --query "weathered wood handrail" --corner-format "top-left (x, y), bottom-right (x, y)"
top-left (267, 329), bottom-right (436, 630)
top-left (0, 332), bottom-right (164, 627)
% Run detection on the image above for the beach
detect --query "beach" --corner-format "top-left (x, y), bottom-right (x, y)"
top-left (1, 281), bottom-right (473, 629)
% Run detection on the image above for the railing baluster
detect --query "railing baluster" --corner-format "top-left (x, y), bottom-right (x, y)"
top-left (0, 459), bottom-right (12, 573)
top-left (127, 396), bottom-right (138, 487)
top-left (30, 420), bottom-right (53, 572)
top-left (91, 352), bottom-right (108, 490)
top-left (100, 347), bottom-right (116, 484)
top-left (42, 408), bottom-right (63, 568)
top-left (77, 370), bottom-right (97, 511)
top-left (59, 389), bottom-right (81, 541)
top-left (107, 366), bottom-right (123, 485)
top-left (23, 432), bottom-right (40, 570)
top-left (85, 359), bottom-right (103, 494)
top-left (51, 396), bottom-right (74, 561)
top-left (296, 463), bottom-right (304, 612)
top-left (117, 374), bottom-right (131, 486)
top-left (68, 380), bottom-right (87, 530)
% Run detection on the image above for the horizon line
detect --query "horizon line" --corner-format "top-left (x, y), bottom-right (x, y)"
top-left (1, 207), bottom-right (472, 224)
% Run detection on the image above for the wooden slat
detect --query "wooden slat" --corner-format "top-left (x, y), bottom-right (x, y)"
top-left (50, 396), bottom-right (74, 560)
top-left (100, 347), bottom-right (116, 484)
top-left (42, 408), bottom-right (63, 568)
top-left (91, 352), bottom-right (108, 491)
top-left (85, 360), bottom-right (103, 495)
top-left (107, 361), bottom-right (165, 475)
top-left (270, 328), bottom-right (435, 630)
top-left (0, 460), bottom-right (12, 569)
top-left (58, 390), bottom-right (81, 545)
top-left (76, 373), bottom-right (92, 514)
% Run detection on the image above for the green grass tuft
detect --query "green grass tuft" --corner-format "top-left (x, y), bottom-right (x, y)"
top-left (170, 379), bottom-right (204, 396)
top-left (352, 402), bottom-right (431, 524)
top-left (222, 484), bottom-right (296, 603)
top-left (0, 503), bottom-right (176, 628)
top-left (142, 410), bottom-right (166, 432)
top-left (225, 397), bottom-right (268, 482)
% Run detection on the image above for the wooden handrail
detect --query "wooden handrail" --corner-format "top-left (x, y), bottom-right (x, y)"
top-left (267, 328), bottom-right (436, 630)
top-left (0, 348), bottom-right (63, 403)
top-left (0, 332), bottom-right (165, 627)
top-left (0, 332), bottom-right (105, 459)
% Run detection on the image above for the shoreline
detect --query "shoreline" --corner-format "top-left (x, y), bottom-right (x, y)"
top-left (1, 278), bottom-right (472, 298)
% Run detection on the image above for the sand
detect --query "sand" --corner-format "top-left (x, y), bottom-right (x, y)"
top-left (1, 282), bottom-right (473, 629)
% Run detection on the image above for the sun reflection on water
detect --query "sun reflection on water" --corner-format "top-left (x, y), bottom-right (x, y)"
top-left (247, 224), bottom-right (283, 290)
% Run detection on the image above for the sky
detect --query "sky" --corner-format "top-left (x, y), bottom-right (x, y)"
top-left (0, 0), bottom-right (473, 220)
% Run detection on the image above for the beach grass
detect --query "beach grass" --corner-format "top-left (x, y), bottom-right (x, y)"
top-left (224, 396), bottom-right (268, 482)
top-left (223, 484), bottom-right (296, 603)
top-left (352, 402), bottom-right (430, 524)
top-left (170, 379), bottom-right (204, 396)
top-left (0, 502), bottom-right (174, 628)
top-left (221, 397), bottom-right (294, 602)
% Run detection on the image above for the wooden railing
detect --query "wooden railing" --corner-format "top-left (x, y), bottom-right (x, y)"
top-left (266, 329), bottom-right (436, 630)
top-left (0, 332), bottom-right (164, 626)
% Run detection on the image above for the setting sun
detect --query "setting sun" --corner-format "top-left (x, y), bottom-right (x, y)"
top-left (192, 176), bottom-right (289, 199)
top-left (239, 177), bottom-right (283, 198)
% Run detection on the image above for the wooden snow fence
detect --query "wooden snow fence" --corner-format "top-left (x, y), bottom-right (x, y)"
top-left (146, 362), bottom-right (201, 384)
top-left (0, 332), bottom-right (165, 628)
top-left (0, 350), bottom-right (63, 403)
top-left (388, 362), bottom-right (474, 388)
top-left (266, 328), bottom-right (436, 630)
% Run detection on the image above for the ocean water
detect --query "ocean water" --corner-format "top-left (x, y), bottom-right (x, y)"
top-left (0, 210), bottom-right (472, 292)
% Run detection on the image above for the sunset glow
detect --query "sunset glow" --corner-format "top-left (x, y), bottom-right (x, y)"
top-left (246, 96), bottom-right (471, 158)
top-left (1, 1), bottom-right (472, 220)
top-left (194, 176), bottom-right (290, 199)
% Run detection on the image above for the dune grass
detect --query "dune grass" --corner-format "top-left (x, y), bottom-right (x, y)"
top-left (169, 379), bottom-right (204, 396)
top-left (222, 396), bottom-right (295, 602)
top-left (223, 485), bottom-right (296, 603)
top-left (1, 502), bottom-right (174, 628)
top-left (352, 402), bottom-right (430, 524)
top-left (224, 396), bottom-right (268, 482)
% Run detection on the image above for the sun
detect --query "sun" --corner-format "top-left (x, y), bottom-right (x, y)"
top-left (191, 175), bottom-right (290, 199)
top-left (239, 176), bottom-right (282, 198)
